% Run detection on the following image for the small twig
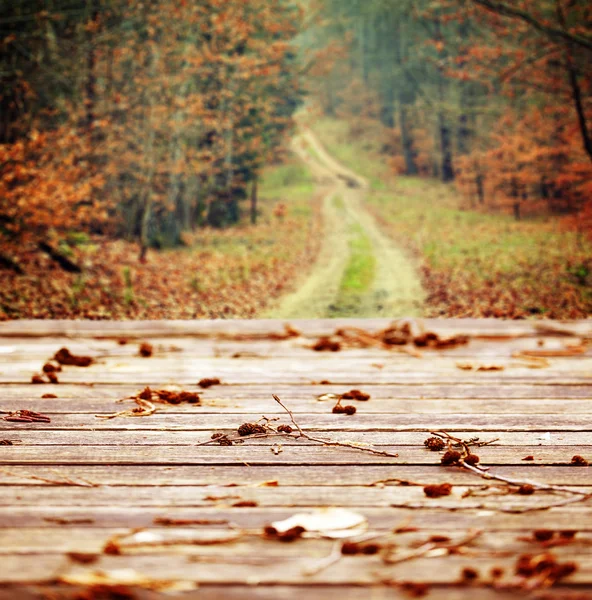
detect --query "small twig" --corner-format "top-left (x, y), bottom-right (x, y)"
top-left (431, 430), bottom-right (499, 448)
top-left (461, 460), bottom-right (590, 497)
top-left (0, 468), bottom-right (99, 488)
top-left (382, 529), bottom-right (483, 565)
top-left (369, 478), bottom-right (423, 487)
top-left (500, 494), bottom-right (592, 514)
top-left (96, 398), bottom-right (156, 420)
top-left (195, 432), bottom-right (294, 447)
top-left (272, 395), bottom-right (398, 458)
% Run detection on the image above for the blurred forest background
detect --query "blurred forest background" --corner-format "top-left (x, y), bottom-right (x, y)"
top-left (0, 0), bottom-right (591, 319)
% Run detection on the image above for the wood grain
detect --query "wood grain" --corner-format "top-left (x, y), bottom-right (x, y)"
top-left (1, 318), bottom-right (591, 596)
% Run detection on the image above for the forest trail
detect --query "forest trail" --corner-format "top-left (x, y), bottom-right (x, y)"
top-left (264, 129), bottom-right (424, 318)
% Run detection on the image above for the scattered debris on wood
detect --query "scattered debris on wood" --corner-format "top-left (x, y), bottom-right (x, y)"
top-left (2, 409), bottom-right (51, 423)
top-left (429, 430), bottom-right (592, 512)
top-left (341, 389), bottom-right (371, 401)
top-left (97, 387), bottom-right (203, 419)
top-left (332, 396), bottom-right (357, 415)
top-left (238, 422), bottom-right (266, 436)
top-left (137, 387), bottom-right (201, 405)
top-left (198, 377), bottom-right (221, 388)
top-left (272, 395), bottom-right (398, 458)
top-left (311, 319), bottom-right (470, 355)
top-left (423, 483), bottom-right (452, 498)
top-left (66, 552), bottom-right (98, 565)
top-left (312, 336), bottom-right (341, 352)
top-left (456, 362), bottom-right (504, 371)
top-left (267, 508), bottom-right (367, 539)
top-left (97, 397), bottom-right (156, 420)
top-left (424, 437), bottom-right (446, 451)
top-left (42, 362), bottom-right (61, 373)
top-left (153, 517), bottom-right (230, 526)
top-left (138, 342), bottom-right (153, 357)
top-left (54, 347), bottom-right (93, 366)
top-left (44, 517), bottom-right (95, 524)
top-left (514, 552), bottom-right (577, 588)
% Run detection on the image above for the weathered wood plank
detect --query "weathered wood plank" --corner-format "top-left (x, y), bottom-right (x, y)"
top-left (2, 334), bottom-right (589, 360)
top-left (1, 318), bottom-right (591, 596)
top-left (1, 444), bottom-right (590, 465)
top-left (2, 317), bottom-right (590, 339)
top-left (0, 553), bottom-right (590, 584)
top-left (0, 585), bottom-right (585, 600)
top-left (3, 505), bottom-right (592, 530)
top-left (1, 528), bottom-right (588, 555)
top-left (3, 382), bottom-right (592, 400)
top-left (2, 413), bottom-right (591, 431)
top-left (3, 429), bottom-right (589, 446)
top-left (2, 350), bottom-right (592, 386)
top-left (1, 464), bottom-right (590, 487)
top-left (1, 484), bottom-right (590, 509)
top-left (0, 586), bottom-right (578, 600)
top-left (5, 397), bottom-right (592, 415)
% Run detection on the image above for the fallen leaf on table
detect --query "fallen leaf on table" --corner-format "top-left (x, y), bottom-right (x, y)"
top-left (270, 508), bottom-right (367, 539)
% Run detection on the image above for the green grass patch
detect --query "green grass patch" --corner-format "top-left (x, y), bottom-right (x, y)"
top-left (330, 216), bottom-right (376, 317)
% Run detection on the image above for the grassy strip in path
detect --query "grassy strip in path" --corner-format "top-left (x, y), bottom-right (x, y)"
top-left (328, 196), bottom-right (376, 317)
top-left (312, 117), bottom-right (592, 319)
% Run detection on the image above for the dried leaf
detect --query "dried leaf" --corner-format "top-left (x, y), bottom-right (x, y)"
top-left (270, 508), bottom-right (367, 538)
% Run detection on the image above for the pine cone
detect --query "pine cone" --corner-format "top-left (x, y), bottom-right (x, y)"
top-left (424, 437), bottom-right (446, 451)
top-left (238, 422), bottom-right (266, 436)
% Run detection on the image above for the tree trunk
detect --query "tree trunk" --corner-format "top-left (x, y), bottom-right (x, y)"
top-left (556, 2), bottom-right (592, 162)
top-left (458, 89), bottom-right (471, 155)
top-left (250, 175), bottom-right (258, 225)
top-left (457, 19), bottom-right (472, 155)
top-left (438, 112), bottom-right (455, 182)
top-left (434, 17), bottom-right (455, 182)
top-left (399, 104), bottom-right (418, 175)
top-left (476, 173), bottom-right (485, 204)
top-left (511, 178), bottom-right (521, 220)
top-left (85, 4), bottom-right (99, 142)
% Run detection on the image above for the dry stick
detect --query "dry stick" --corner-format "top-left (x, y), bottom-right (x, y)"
top-left (431, 430), bottom-right (499, 448)
top-left (0, 467), bottom-right (99, 488)
top-left (431, 430), bottom-right (592, 512)
top-left (434, 430), bottom-right (590, 496)
top-left (382, 529), bottom-right (483, 565)
top-left (96, 398), bottom-right (156, 420)
top-left (272, 395), bottom-right (399, 458)
top-left (460, 460), bottom-right (591, 498)
top-left (195, 432), bottom-right (294, 448)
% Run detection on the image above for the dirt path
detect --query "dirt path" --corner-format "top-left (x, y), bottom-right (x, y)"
top-left (264, 130), bottom-right (424, 318)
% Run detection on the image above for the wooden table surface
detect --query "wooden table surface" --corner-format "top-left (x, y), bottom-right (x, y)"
top-left (1, 318), bottom-right (591, 599)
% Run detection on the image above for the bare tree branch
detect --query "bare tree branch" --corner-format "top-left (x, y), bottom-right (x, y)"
top-left (469, 0), bottom-right (592, 52)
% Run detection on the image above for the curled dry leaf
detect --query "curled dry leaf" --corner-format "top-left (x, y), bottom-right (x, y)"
top-left (269, 508), bottom-right (367, 539)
